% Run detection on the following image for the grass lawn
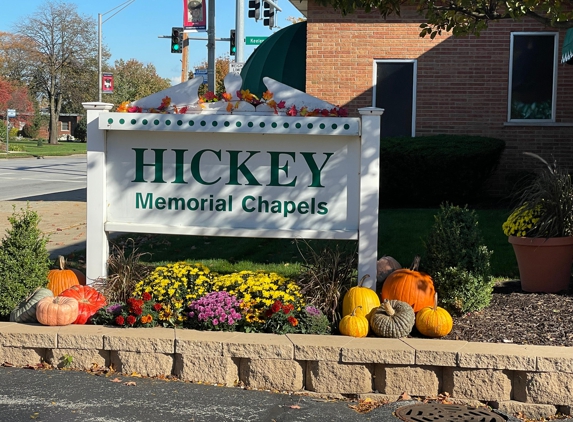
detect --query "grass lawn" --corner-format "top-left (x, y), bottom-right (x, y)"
top-left (0, 139), bottom-right (87, 158)
top-left (104, 207), bottom-right (516, 279)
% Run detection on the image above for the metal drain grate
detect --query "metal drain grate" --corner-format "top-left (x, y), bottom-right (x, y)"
top-left (395, 404), bottom-right (506, 422)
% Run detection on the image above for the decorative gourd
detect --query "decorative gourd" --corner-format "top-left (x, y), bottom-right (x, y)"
top-left (59, 285), bottom-right (107, 324)
top-left (9, 287), bottom-right (54, 323)
top-left (339, 306), bottom-right (369, 338)
top-left (381, 256), bottom-right (435, 313)
top-left (415, 292), bottom-right (453, 338)
top-left (370, 299), bottom-right (415, 338)
top-left (342, 275), bottom-right (381, 319)
top-left (47, 255), bottom-right (81, 296)
top-left (36, 296), bottom-right (79, 326)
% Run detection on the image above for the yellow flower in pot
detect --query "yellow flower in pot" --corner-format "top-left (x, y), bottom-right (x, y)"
top-left (503, 152), bottom-right (573, 293)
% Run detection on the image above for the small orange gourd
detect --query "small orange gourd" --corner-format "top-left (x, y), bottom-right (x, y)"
top-left (47, 256), bottom-right (81, 296)
top-left (415, 293), bottom-right (453, 338)
top-left (339, 306), bottom-right (369, 338)
top-left (36, 296), bottom-right (79, 326)
top-left (381, 256), bottom-right (435, 313)
top-left (342, 275), bottom-right (380, 319)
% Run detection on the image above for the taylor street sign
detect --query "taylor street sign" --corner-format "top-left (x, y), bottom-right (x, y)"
top-left (246, 36), bottom-right (268, 45)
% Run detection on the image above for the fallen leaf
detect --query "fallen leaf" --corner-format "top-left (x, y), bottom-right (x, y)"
top-left (290, 405), bottom-right (301, 409)
top-left (111, 378), bottom-right (122, 383)
top-left (130, 371), bottom-right (142, 377)
top-left (124, 381), bottom-right (137, 386)
top-left (398, 392), bottom-right (412, 401)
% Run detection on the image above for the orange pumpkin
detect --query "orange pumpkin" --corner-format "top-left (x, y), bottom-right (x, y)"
top-left (415, 293), bottom-right (453, 338)
top-left (59, 285), bottom-right (107, 324)
top-left (381, 256), bottom-right (435, 313)
top-left (36, 296), bottom-right (79, 326)
top-left (47, 256), bottom-right (81, 296)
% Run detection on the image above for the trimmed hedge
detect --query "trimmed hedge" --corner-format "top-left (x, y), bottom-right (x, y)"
top-left (379, 134), bottom-right (505, 207)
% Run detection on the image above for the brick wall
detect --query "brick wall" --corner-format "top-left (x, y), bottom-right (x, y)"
top-left (305, 4), bottom-right (573, 197)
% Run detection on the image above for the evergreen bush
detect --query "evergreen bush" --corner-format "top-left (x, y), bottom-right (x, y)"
top-left (73, 117), bottom-right (87, 142)
top-left (423, 203), bottom-right (494, 315)
top-left (0, 206), bottom-right (51, 319)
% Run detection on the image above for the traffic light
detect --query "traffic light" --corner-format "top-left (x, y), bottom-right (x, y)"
top-left (248, 0), bottom-right (261, 20)
top-left (263, 2), bottom-right (275, 28)
top-left (229, 29), bottom-right (236, 56)
top-left (171, 27), bottom-right (183, 53)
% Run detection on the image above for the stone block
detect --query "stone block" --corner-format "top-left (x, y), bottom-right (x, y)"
top-left (443, 368), bottom-right (512, 401)
top-left (457, 342), bottom-right (535, 370)
top-left (375, 365), bottom-right (441, 397)
top-left (175, 329), bottom-right (239, 356)
top-left (104, 327), bottom-right (174, 353)
top-left (2, 347), bottom-right (45, 367)
top-left (401, 338), bottom-right (466, 367)
top-left (514, 371), bottom-right (573, 405)
top-left (224, 333), bottom-right (293, 359)
top-left (110, 351), bottom-right (174, 377)
top-left (342, 338), bottom-right (415, 364)
top-left (0, 323), bottom-right (58, 348)
top-left (526, 345), bottom-right (573, 373)
top-left (174, 354), bottom-right (239, 386)
top-left (240, 358), bottom-right (304, 391)
top-left (57, 325), bottom-right (111, 349)
top-left (306, 360), bottom-right (373, 394)
top-left (496, 400), bottom-right (557, 420)
top-left (287, 334), bottom-right (353, 361)
top-left (46, 348), bottom-right (109, 370)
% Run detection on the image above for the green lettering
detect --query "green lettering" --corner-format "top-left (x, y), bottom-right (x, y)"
top-left (155, 197), bottom-right (166, 209)
top-left (269, 152), bottom-right (296, 187)
top-left (227, 150), bottom-right (261, 186)
top-left (135, 192), bottom-right (153, 209)
top-left (168, 197), bottom-right (185, 210)
top-left (131, 148), bottom-right (166, 183)
top-left (300, 152), bottom-right (334, 188)
top-left (242, 195), bottom-right (256, 212)
top-left (191, 149), bottom-right (221, 185)
top-left (173, 149), bottom-right (188, 184)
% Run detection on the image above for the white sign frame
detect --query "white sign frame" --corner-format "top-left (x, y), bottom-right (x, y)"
top-left (83, 104), bottom-right (383, 289)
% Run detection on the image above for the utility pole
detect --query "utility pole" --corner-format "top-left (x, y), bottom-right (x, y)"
top-left (235, 0), bottom-right (244, 62)
top-left (207, 0), bottom-right (216, 91)
top-left (181, 32), bottom-right (189, 82)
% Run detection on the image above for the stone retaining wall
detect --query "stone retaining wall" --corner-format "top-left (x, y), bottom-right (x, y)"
top-left (1, 322), bottom-right (572, 420)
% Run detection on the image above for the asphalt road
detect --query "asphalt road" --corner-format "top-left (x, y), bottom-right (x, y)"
top-left (0, 366), bottom-right (427, 422)
top-left (0, 156), bottom-right (86, 201)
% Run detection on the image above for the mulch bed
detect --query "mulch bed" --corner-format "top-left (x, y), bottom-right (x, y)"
top-left (434, 280), bottom-right (573, 347)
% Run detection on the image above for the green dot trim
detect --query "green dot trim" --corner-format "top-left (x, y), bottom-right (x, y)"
top-left (307, 123), bottom-right (313, 129)
top-left (295, 123), bottom-right (301, 129)
top-left (177, 120), bottom-right (183, 126)
top-left (200, 121), bottom-right (207, 126)
top-left (189, 120), bottom-right (195, 126)
top-left (142, 119), bottom-right (148, 125)
top-left (259, 122), bottom-right (265, 128)
top-left (236, 122), bottom-right (242, 127)
top-left (107, 118), bottom-right (113, 124)
top-left (331, 124), bottom-right (338, 129)
top-left (165, 120), bottom-right (171, 126)
top-left (271, 122), bottom-right (277, 128)
top-left (130, 119), bottom-right (137, 125)
top-left (248, 122), bottom-right (253, 127)
top-left (344, 124), bottom-right (350, 130)
top-left (224, 121), bottom-right (230, 127)
top-left (283, 123), bottom-right (289, 128)
top-left (119, 119), bottom-right (125, 125)
top-left (153, 119), bottom-right (160, 125)
top-left (212, 121), bottom-right (218, 127)
top-left (319, 123), bottom-right (326, 129)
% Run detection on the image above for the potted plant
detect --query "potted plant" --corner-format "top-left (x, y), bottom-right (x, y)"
top-left (503, 152), bottom-right (573, 292)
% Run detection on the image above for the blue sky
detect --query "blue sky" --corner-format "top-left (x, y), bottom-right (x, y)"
top-left (0, 0), bottom-right (303, 84)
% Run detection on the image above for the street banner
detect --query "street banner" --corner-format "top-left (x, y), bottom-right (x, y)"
top-left (184, 0), bottom-right (207, 32)
top-left (102, 73), bottom-right (114, 94)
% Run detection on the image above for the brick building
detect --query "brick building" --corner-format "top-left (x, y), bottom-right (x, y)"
top-left (38, 113), bottom-right (82, 141)
top-left (288, 2), bottom-right (573, 197)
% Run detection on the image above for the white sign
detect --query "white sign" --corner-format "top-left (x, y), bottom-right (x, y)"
top-left (194, 69), bottom-right (208, 83)
top-left (229, 62), bottom-right (245, 75)
top-left (7, 109), bottom-right (16, 118)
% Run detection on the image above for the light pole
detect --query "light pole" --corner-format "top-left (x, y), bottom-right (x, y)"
top-left (98, 0), bottom-right (136, 102)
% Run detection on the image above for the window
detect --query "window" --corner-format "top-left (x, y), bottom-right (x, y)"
top-left (61, 121), bottom-right (70, 131)
top-left (509, 33), bottom-right (558, 121)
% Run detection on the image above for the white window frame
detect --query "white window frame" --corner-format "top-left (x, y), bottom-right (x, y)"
top-left (508, 32), bottom-right (558, 123)
top-left (372, 59), bottom-right (417, 137)
top-left (61, 121), bottom-right (70, 131)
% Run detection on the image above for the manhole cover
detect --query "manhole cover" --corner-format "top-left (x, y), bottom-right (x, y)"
top-left (395, 404), bottom-right (505, 422)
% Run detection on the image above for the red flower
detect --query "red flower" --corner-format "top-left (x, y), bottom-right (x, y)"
top-left (115, 315), bottom-right (125, 326)
top-left (126, 315), bottom-right (137, 326)
top-left (271, 300), bottom-right (282, 314)
top-left (132, 306), bottom-right (143, 316)
top-left (282, 303), bottom-right (294, 314)
top-left (338, 107), bottom-right (349, 117)
top-left (287, 316), bottom-right (298, 327)
top-left (153, 303), bottom-right (162, 311)
top-left (320, 108), bottom-right (329, 117)
top-left (142, 292), bottom-right (152, 302)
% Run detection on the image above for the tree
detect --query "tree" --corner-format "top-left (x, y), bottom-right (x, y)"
top-left (0, 78), bottom-right (34, 140)
top-left (191, 56), bottom-right (230, 96)
top-left (312, 0), bottom-right (573, 38)
top-left (14, 1), bottom-right (98, 144)
top-left (105, 59), bottom-right (171, 107)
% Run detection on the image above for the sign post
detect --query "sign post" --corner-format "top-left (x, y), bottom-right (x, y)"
top-left (5, 109), bottom-right (15, 153)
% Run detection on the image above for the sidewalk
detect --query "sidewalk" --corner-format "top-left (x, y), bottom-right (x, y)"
top-left (0, 193), bottom-right (87, 259)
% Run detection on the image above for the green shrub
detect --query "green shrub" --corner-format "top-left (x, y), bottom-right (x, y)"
top-left (0, 206), bottom-right (51, 319)
top-left (379, 134), bottom-right (505, 207)
top-left (423, 203), bottom-right (494, 315)
top-left (73, 117), bottom-right (87, 142)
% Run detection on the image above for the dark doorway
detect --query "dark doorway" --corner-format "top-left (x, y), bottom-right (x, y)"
top-left (374, 61), bottom-right (416, 138)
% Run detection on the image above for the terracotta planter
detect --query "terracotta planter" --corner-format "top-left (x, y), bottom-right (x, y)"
top-left (508, 235), bottom-right (573, 293)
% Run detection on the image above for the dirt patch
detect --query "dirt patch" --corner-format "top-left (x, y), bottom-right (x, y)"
top-left (433, 280), bottom-right (573, 346)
